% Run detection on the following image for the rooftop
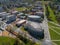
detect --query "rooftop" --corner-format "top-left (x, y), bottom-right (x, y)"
top-left (28, 15), bottom-right (41, 19)
top-left (26, 21), bottom-right (43, 32)
top-left (16, 20), bottom-right (26, 24)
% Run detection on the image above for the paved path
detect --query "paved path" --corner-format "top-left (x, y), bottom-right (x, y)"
top-left (41, 16), bottom-right (52, 45)
top-left (41, 4), bottom-right (52, 45)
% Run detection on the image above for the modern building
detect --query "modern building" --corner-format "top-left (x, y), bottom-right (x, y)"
top-left (34, 6), bottom-right (43, 10)
top-left (27, 15), bottom-right (42, 23)
top-left (0, 6), bottom-right (4, 12)
top-left (24, 15), bottom-right (44, 39)
top-left (6, 15), bottom-right (16, 24)
top-left (24, 21), bottom-right (44, 39)
top-left (0, 12), bottom-right (8, 18)
top-left (35, 12), bottom-right (44, 18)
top-left (17, 13), bottom-right (27, 19)
top-left (16, 20), bottom-right (26, 27)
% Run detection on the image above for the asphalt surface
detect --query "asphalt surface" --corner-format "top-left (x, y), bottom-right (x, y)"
top-left (41, 5), bottom-right (52, 45)
top-left (41, 16), bottom-right (52, 45)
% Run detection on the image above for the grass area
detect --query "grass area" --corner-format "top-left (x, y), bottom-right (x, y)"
top-left (48, 6), bottom-right (58, 23)
top-left (48, 6), bottom-right (60, 45)
top-left (54, 41), bottom-right (60, 45)
top-left (49, 29), bottom-right (60, 40)
top-left (26, 43), bottom-right (40, 45)
top-left (48, 21), bottom-right (60, 45)
top-left (0, 36), bottom-right (16, 45)
top-left (48, 22), bottom-right (59, 27)
top-left (48, 20), bottom-right (60, 45)
top-left (50, 26), bottom-right (60, 33)
top-left (13, 26), bottom-right (18, 30)
top-left (20, 27), bottom-right (25, 31)
top-left (49, 29), bottom-right (60, 45)
top-left (15, 7), bottom-right (27, 11)
top-left (48, 22), bottom-right (60, 33)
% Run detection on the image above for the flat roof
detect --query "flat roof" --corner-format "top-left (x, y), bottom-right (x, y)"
top-left (16, 20), bottom-right (26, 24)
top-left (36, 12), bottom-right (43, 14)
top-left (7, 15), bottom-right (15, 17)
top-left (12, 11), bottom-right (18, 13)
top-left (27, 21), bottom-right (42, 31)
top-left (18, 13), bottom-right (23, 15)
top-left (28, 15), bottom-right (40, 18)
top-left (0, 12), bottom-right (6, 14)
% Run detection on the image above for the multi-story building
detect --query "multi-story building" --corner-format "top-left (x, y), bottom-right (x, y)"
top-left (6, 15), bottom-right (16, 24)
top-left (24, 15), bottom-right (44, 39)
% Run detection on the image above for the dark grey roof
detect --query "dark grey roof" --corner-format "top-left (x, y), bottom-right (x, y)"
top-left (0, 7), bottom-right (4, 12)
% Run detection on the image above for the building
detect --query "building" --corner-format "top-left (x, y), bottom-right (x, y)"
top-left (9, 10), bottom-right (19, 15)
top-left (0, 12), bottom-right (11, 22)
top-left (6, 15), bottom-right (16, 24)
top-left (35, 12), bottom-right (43, 15)
top-left (0, 6), bottom-right (4, 12)
top-left (27, 15), bottom-right (42, 23)
top-left (34, 1), bottom-right (42, 7)
top-left (24, 15), bottom-right (44, 39)
top-left (17, 13), bottom-right (27, 19)
top-left (0, 12), bottom-right (8, 18)
top-left (16, 20), bottom-right (26, 27)
top-left (24, 21), bottom-right (44, 39)
top-left (0, 18), bottom-right (2, 21)
top-left (17, 13), bottom-right (24, 16)
top-left (34, 6), bottom-right (43, 10)
top-left (35, 12), bottom-right (44, 18)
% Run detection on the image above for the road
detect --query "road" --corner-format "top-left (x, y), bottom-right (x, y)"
top-left (41, 4), bottom-right (52, 45)
top-left (41, 15), bottom-right (52, 45)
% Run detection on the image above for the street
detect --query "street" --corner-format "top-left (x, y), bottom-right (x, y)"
top-left (41, 4), bottom-right (52, 45)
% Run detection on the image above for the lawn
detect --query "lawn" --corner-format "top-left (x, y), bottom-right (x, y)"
top-left (0, 36), bottom-right (16, 45)
top-left (15, 7), bottom-right (27, 11)
top-left (49, 29), bottom-right (60, 45)
top-left (48, 6), bottom-right (58, 23)
top-left (48, 22), bottom-right (60, 33)
top-left (48, 6), bottom-right (60, 45)
top-left (48, 21), bottom-right (60, 45)
top-left (48, 20), bottom-right (60, 45)
top-left (49, 29), bottom-right (60, 40)
top-left (48, 22), bottom-right (60, 27)
top-left (54, 41), bottom-right (60, 45)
